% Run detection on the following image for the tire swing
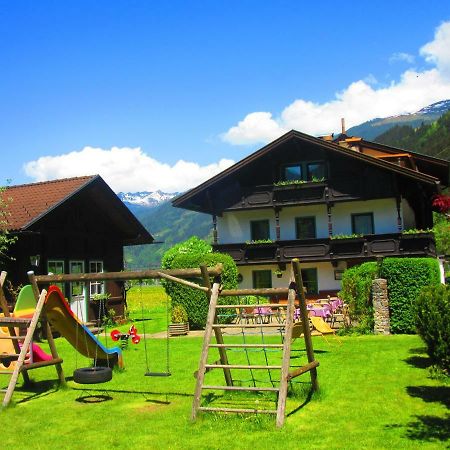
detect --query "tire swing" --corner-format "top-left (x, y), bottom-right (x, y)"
top-left (73, 293), bottom-right (114, 388)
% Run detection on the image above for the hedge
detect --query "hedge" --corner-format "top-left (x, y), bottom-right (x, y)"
top-left (338, 262), bottom-right (377, 333)
top-left (339, 257), bottom-right (441, 334)
top-left (379, 258), bottom-right (441, 334)
top-left (415, 284), bottom-right (450, 372)
top-left (161, 237), bottom-right (238, 329)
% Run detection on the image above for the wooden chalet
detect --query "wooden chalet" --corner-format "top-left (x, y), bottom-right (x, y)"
top-left (1, 175), bottom-right (153, 321)
top-left (173, 129), bottom-right (449, 297)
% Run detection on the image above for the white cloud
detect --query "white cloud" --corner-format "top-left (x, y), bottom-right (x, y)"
top-left (389, 52), bottom-right (415, 64)
top-left (223, 21), bottom-right (450, 145)
top-left (23, 146), bottom-right (234, 193)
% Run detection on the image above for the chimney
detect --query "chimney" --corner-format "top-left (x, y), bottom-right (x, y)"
top-left (341, 118), bottom-right (346, 135)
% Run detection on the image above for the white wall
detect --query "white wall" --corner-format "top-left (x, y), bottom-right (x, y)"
top-left (279, 204), bottom-right (329, 239)
top-left (217, 198), bottom-right (401, 244)
top-left (332, 198), bottom-right (398, 235)
top-left (218, 209), bottom-right (276, 244)
top-left (237, 261), bottom-right (344, 292)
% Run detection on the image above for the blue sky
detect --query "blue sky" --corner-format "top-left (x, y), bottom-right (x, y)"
top-left (1, 1), bottom-right (449, 192)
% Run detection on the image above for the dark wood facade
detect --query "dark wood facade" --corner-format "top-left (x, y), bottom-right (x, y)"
top-left (173, 130), bottom-right (448, 272)
top-left (2, 175), bottom-right (153, 320)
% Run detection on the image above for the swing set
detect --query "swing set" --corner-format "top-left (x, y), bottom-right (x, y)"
top-left (2, 259), bottom-right (319, 427)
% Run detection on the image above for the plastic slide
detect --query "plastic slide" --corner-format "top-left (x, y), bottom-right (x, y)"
top-left (44, 286), bottom-right (123, 368)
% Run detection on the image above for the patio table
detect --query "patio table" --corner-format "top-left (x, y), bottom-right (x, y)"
top-left (305, 304), bottom-right (332, 319)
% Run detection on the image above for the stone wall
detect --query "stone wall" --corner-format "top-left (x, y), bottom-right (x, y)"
top-left (373, 278), bottom-right (390, 335)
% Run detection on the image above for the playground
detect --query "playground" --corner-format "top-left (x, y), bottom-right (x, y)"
top-left (0, 269), bottom-right (448, 449)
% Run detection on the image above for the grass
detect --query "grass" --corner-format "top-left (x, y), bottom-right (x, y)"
top-left (2, 286), bottom-right (449, 449)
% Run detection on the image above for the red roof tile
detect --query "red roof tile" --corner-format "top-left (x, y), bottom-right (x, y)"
top-left (1, 175), bottom-right (97, 230)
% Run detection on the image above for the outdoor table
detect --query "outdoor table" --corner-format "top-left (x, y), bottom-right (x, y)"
top-left (305, 304), bottom-right (332, 319)
top-left (253, 306), bottom-right (273, 323)
top-left (329, 298), bottom-right (343, 312)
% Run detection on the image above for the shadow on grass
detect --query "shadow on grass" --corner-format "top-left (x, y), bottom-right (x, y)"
top-left (286, 387), bottom-right (314, 417)
top-left (407, 385), bottom-right (450, 409)
top-left (386, 385), bottom-right (450, 443)
top-left (76, 394), bottom-right (113, 403)
top-left (15, 379), bottom-right (61, 404)
top-left (404, 355), bottom-right (433, 369)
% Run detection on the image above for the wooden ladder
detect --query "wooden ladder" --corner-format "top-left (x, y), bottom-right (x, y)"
top-left (191, 260), bottom-right (320, 427)
top-left (0, 272), bottom-right (64, 408)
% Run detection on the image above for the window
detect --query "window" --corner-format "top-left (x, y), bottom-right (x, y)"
top-left (252, 270), bottom-right (272, 289)
top-left (296, 217), bottom-right (316, 239)
top-left (307, 162), bottom-right (326, 181)
top-left (89, 261), bottom-right (104, 296)
top-left (352, 213), bottom-right (374, 235)
top-left (283, 164), bottom-right (302, 181)
top-left (250, 220), bottom-right (270, 241)
top-left (69, 261), bottom-right (84, 298)
top-left (281, 161), bottom-right (326, 182)
top-left (47, 260), bottom-right (65, 294)
top-left (301, 268), bottom-right (318, 295)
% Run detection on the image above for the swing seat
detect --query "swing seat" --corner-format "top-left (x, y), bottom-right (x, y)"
top-left (145, 371), bottom-right (171, 377)
top-left (73, 366), bottom-right (113, 384)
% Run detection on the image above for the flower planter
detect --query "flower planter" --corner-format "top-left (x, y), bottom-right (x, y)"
top-left (168, 322), bottom-right (189, 336)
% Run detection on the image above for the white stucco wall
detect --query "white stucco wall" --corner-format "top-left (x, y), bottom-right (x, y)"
top-left (237, 261), bottom-right (344, 292)
top-left (279, 204), bottom-right (329, 239)
top-left (217, 198), bottom-right (401, 243)
top-left (217, 209), bottom-right (276, 244)
top-left (331, 198), bottom-right (399, 235)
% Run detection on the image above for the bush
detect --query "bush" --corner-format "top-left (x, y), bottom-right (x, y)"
top-left (379, 258), bottom-right (441, 334)
top-left (339, 262), bottom-right (377, 333)
top-left (161, 237), bottom-right (238, 329)
top-left (415, 284), bottom-right (450, 373)
top-left (171, 304), bottom-right (188, 324)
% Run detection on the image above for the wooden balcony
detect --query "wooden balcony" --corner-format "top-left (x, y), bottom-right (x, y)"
top-left (213, 232), bottom-right (436, 265)
top-left (224, 177), bottom-right (388, 211)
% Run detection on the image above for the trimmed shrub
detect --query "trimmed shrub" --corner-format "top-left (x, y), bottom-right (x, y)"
top-left (415, 284), bottom-right (450, 373)
top-left (161, 237), bottom-right (238, 329)
top-left (379, 258), bottom-right (441, 334)
top-left (339, 262), bottom-right (377, 333)
top-left (171, 304), bottom-right (188, 324)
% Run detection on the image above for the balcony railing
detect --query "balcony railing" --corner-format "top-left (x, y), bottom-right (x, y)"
top-left (213, 232), bottom-right (436, 265)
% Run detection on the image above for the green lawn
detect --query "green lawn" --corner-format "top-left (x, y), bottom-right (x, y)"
top-left (2, 286), bottom-right (449, 449)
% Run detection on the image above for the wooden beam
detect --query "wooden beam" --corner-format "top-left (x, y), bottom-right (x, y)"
top-left (28, 272), bottom-right (65, 385)
top-left (34, 264), bottom-right (223, 284)
top-left (0, 272), bottom-right (30, 385)
top-left (292, 259), bottom-right (319, 391)
top-left (156, 272), bottom-right (209, 292)
top-left (287, 360), bottom-right (320, 380)
top-left (200, 265), bottom-right (233, 387)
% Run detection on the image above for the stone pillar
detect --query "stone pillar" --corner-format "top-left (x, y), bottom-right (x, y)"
top-left (372, 278), bottom-right (390, 335)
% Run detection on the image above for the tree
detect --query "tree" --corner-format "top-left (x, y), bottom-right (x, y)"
top-left (0, 186), bottom-right (16, 260)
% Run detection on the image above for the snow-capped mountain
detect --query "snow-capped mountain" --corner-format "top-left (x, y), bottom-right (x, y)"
top-left (347, 99), bottom-right (450, 140)
top-left (417, 99), bottom-right (450, 115)
top-left (117, 190), bottom-right (177, 209)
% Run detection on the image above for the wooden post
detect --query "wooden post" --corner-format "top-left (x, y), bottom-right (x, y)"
top-left (28, 271), bottom-right (65, 385)
top-left (212, 215), bottom-right (218, 244)
top-left (191, 281), bottom-right (221, 420)
top-left (200, 265), bottom-right (232, 387)
top-left (291, 259), bottom-right (319, 391)
top-left (0, 272), bottom-right (30, 385)
top-left (276, 271), bottom-right (296, 428)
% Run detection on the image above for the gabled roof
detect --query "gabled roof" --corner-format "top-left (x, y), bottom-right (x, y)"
top-left (1, 175), bottom-right (153, 245)
top-left (173, 129), bottom-right (448, 212)
top-left (3, 175), bottom-right (96, 230)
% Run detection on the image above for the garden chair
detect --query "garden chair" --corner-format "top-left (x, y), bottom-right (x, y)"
top-left (310, 316), bottom-right (342, 344)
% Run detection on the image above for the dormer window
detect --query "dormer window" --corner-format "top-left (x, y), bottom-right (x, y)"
top-left (306, 162), bottom-right (326, 181)
top-left (281, 161), bottom-right (326, 182)
top-left (284, 164), bottom-right (302, 181)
